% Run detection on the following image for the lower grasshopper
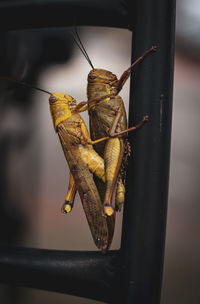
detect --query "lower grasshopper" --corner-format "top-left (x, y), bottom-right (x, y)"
top-left (73, 36), bottom-right (156, 216)
top-left (49, 92), bottom-right (116, 251)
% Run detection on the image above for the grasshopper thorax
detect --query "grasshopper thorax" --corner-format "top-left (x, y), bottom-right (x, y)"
top-left (49, 93), bottom-right (77, 131)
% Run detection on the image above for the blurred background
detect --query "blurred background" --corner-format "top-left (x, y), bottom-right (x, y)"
top-left (0, 0), bottom-right (200, 303)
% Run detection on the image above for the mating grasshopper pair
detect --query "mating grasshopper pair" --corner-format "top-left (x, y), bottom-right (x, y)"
top-left (50, 45), bottom-right (156, 252)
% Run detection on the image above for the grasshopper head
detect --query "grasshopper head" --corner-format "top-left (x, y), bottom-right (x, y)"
top-left (49, 93), bottom-right (77, 108)
top-left (88, 69), bottom-right (117, 85)
top-left (49, 93), bottom-right (77, 130)
top-left (88, 69), bottom-right (119, 97)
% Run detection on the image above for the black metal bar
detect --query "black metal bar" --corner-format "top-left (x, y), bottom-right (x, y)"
top-left (0, 0), bottom-right (128, 30)
top-left (121, 0), bottom-right (176, 303)
top-left (0, 246), bottom-right (121, 303)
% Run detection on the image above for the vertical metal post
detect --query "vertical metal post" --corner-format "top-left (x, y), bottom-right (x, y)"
top-left (121, 0), bottom-right (176, 303)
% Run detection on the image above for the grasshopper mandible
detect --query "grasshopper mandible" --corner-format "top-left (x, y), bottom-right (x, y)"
top-left (73, 32), bottom-right (156, 216)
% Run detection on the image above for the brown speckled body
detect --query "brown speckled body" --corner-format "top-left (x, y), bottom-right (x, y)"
top-left (87, 69), bottom-right (128, 210)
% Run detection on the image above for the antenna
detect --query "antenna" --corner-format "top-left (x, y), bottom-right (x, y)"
top-left (71, 27), bottom-right (95, 70)
top-left (0, 76), bottom-right (52, 95)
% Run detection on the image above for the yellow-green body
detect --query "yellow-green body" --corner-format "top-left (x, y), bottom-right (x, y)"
top-left (49, 93), bottom-right (115, 251)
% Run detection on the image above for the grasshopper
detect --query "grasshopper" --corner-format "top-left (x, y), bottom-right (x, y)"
top-left (72, 32), bottom-right (156, 216)
top-left (49, 92), bottom-right (115, 251)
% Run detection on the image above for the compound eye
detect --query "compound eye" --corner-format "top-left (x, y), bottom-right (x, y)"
top-left (49, 96), bottom-right (58, 103)
top-left (64, 94), bottom-right (71, 101)
top-left (89, 74), bottom-right (96, 80)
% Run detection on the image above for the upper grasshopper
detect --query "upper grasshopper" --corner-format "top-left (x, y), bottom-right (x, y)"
top-left (72, 29), bottom-right (156, 216)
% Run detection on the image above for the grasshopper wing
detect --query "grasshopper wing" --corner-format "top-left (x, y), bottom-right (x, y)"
top-left (57, 122), bottom-right (114, 251)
